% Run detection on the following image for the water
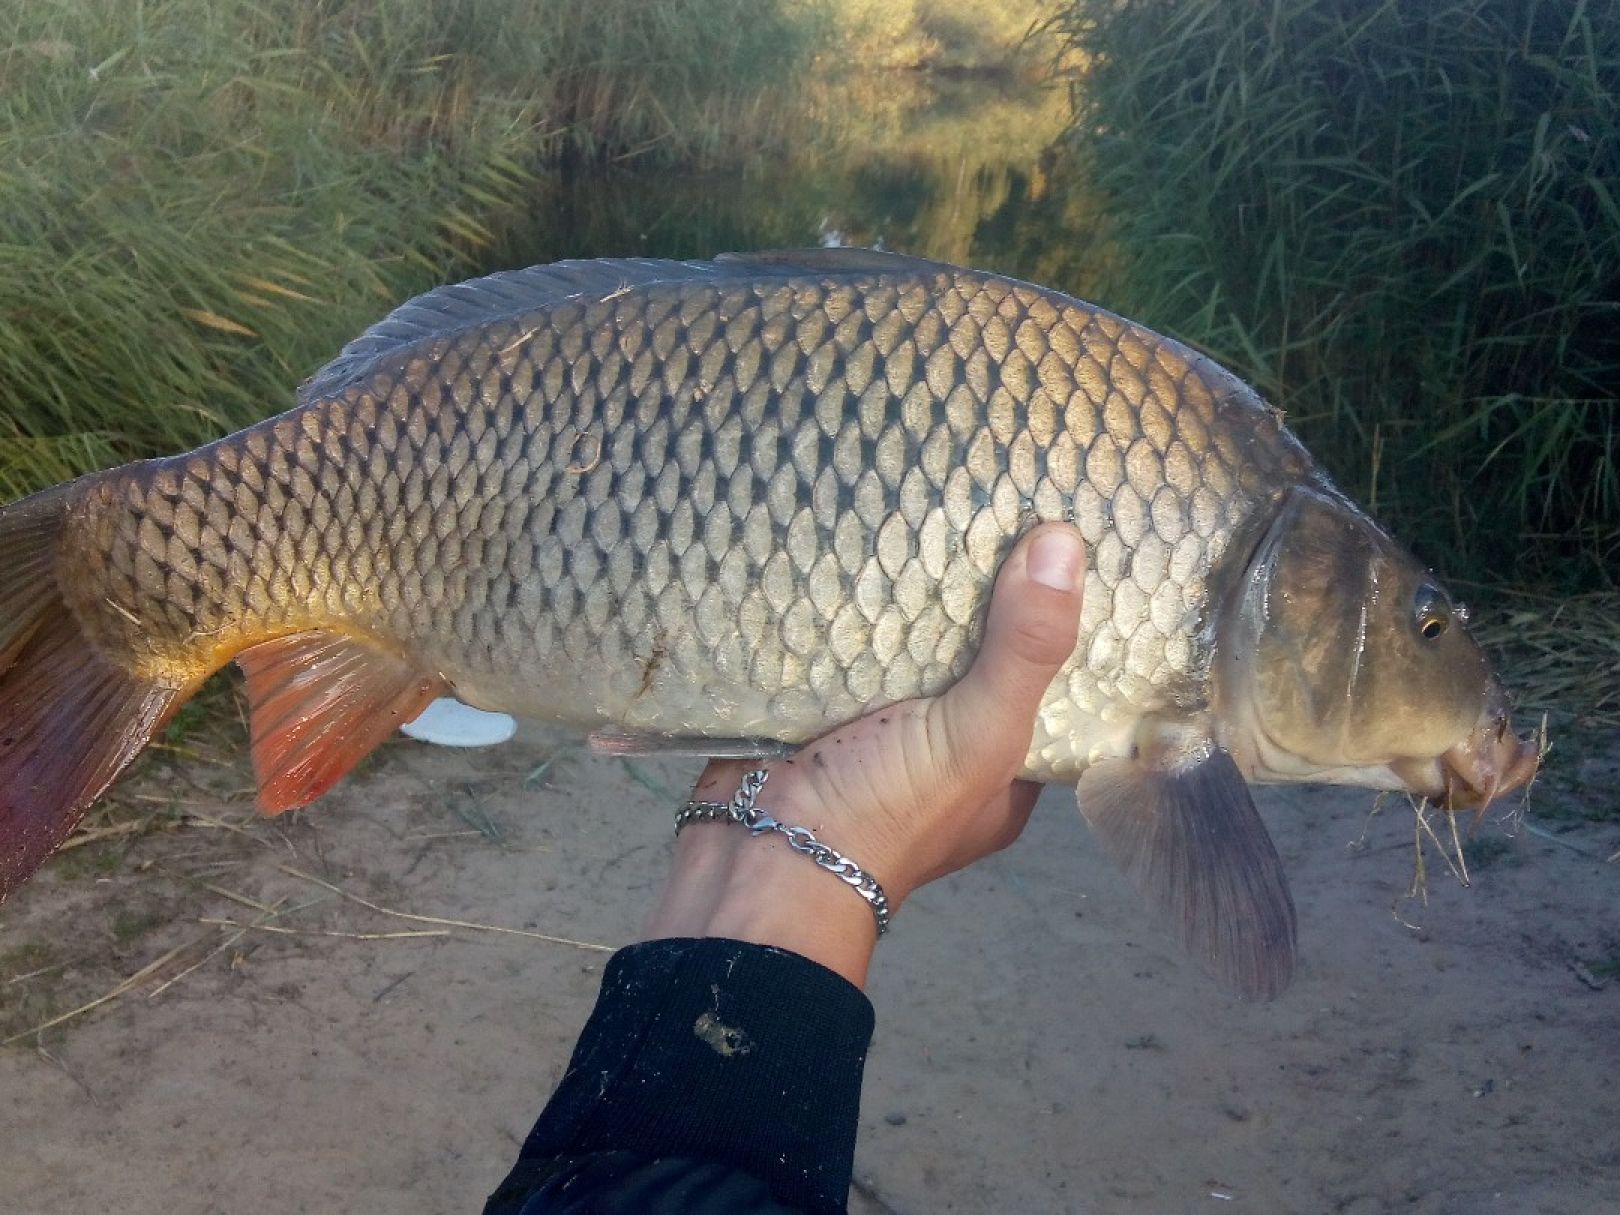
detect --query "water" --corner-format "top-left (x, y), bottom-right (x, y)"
top-left (500, 70), bottom-right (1097, 295)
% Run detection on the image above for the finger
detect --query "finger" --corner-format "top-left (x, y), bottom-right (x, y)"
top-left (940, 524), bottom-right (1085, 758)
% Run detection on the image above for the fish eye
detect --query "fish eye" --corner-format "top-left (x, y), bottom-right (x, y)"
top-left (1414, 585), bottom-right (1450, 640)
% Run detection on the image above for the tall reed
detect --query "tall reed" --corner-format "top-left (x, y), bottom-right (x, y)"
top-left (0, 0), bottom-right (827, 500)
top-left (1055, 0), bottom-right (1619, 588)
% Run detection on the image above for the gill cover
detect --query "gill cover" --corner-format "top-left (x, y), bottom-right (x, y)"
top-left (1219, 486), bottom-right (1493, 783)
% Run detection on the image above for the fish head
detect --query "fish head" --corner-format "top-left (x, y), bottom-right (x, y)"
top-left (1218, 486), bottom-right (1537, 810)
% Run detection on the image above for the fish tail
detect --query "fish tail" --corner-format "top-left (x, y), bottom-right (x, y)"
top-left (0, 484), bottom-right (191, 900)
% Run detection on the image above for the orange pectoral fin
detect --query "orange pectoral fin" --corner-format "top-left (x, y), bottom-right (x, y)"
top-left (236, 632), bottom-right (446, 815)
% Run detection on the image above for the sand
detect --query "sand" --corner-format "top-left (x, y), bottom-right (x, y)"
top-left (1, 726), bottom-right (1615, 1214)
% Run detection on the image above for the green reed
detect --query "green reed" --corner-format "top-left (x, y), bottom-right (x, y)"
top-left (1054, 0), bottom-right (1619, 589)
top-left (0, 0), bottom-right (827, 500)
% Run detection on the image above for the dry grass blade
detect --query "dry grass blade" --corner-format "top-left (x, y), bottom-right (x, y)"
top-left (1475, 592), bottom-right (1620, 728)
top-left (195, 883), bottom-right (282, 915)
top-left (144, 941), bottom-right (247, 1003)
top-left (199, 919), bottom-right (449, 941)
top-left (6, 959), bottom-right (74, 986)
top-left (55, 821), bottom-right (149, 851)
top-left (1397, 796), bottom-right (1475, 928)
top-left (277, 866), bottom-right (613, 952)
top-left (146, 900), bottom-right (288, 1001)
top-left (1, 938), bottom-right (204, 1046)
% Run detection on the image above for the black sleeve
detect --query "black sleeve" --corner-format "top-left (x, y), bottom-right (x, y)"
top-left (483, 937), bottom-right (876, 1215)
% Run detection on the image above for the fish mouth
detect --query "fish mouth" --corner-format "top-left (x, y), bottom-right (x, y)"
top-left (1390, 686), bottom-right (1540, 813)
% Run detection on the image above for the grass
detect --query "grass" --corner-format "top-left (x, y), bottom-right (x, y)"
top-left (1472, 588), bottom-right (1620, 730)
top-left (831, 0), bottom-right (1058, 71)
top-left (0, 0), bottom-right (830, 502)
top-left (1, 0), bottom-right (539, 498)
top-left (531, 0), bottom-right (830, 165)
top-left (1468, 584), bottom-right (1620, 823)
top-left (1052, 0), bottom-right (1620, 591)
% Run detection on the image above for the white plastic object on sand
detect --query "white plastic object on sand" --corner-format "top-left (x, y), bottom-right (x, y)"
top-left (400, 697), bottom-right (517, 747)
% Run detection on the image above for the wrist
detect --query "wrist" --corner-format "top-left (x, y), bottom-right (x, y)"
top-left (641, 823), bottom-right (879, 988)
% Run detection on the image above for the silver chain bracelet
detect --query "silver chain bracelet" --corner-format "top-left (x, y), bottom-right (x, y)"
top-left (675, 769), bottom-right (892, 937)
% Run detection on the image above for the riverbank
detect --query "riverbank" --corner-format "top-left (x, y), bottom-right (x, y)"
top-left (0, 723), bottom-right (1614, 1211)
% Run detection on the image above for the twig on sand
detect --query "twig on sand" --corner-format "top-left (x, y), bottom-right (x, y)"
top-left (149, 894), bottom-right (337, 999)
top-left (5, 959), bottom-right (74, 986)
top-left (147, 895), bottom-right (313, 1000)
top-left (56, 821), bottom-right (148, 851)
top-left (1446, 804), bottom-right (1473, 889)
top-left (2, 892), bottom-right (341, 1043)
top-left (34, 1042), bottom-right (100, 1107)
top-left (0, 854), bottom-right (612, 1047)
top-left (147, 927), bottom-right (255, 1001)
top-left (200, 919), bottom-right (449, 942)
top-left (1, 938), bottom-right (203, 1046)
top-left (196, 882), bottom-right (280, 915)
top-left (276, 865), bottom-right (613, 953)
top-left (175, 809), bottom-right (275, 846)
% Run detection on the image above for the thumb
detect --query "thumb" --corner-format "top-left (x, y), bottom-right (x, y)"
top-left (938, 524), bottom-right (1086, 760)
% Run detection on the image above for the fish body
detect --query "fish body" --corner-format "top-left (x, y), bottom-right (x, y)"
top-left (63, 252), bottom-right (1307, 775)
top-left (0, 249), bottom-right (1537, 996)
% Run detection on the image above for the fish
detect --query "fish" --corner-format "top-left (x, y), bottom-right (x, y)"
top-left (0, 247), bottom-right (1538, 997)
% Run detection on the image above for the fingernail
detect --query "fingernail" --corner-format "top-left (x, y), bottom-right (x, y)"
top-left (1028, 529), bottom-right (1083, 591)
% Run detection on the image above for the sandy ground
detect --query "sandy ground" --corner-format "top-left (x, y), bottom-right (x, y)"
top-left (1, 724), bottom-right (1616, 1215)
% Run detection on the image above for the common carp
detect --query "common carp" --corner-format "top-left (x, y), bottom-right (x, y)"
top-left (0, 248), bottom-right (1537, 997)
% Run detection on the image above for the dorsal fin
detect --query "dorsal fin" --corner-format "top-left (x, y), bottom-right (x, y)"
top-left (299, 248), bottom-right (970, 403)
top-left (714, 247), bottom-right (963, 277)
top-left (302, 258), bottom-right (722, 402)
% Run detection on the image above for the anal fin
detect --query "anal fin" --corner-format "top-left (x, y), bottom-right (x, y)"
top-left (1077, 748), bottom-right (1297, 1001)
top-left (586, 728), bottom-right (796, 760)
top-left (237, 632), bottom-right (445, 814)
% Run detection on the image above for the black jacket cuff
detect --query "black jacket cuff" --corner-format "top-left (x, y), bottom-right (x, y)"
top-left (506, 937), bottom-right (875, 1213)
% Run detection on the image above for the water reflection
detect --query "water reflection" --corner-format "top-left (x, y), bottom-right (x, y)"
top-left (501, 69), bottom-right (1099, 294)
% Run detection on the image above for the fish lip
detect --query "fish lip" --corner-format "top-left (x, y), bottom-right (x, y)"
top-left (1392, 715), bottom-right (1540, 812)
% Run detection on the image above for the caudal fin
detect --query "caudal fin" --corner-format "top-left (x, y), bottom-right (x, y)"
top-left (0, 486), bottom-right (185, 900)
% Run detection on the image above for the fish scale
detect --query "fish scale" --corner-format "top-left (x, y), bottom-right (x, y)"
top-left (57, 255), bottom-right (1305, 776)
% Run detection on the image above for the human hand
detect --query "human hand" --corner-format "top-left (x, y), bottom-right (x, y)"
top-left (642, 523), bottom-right (1087, 987)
